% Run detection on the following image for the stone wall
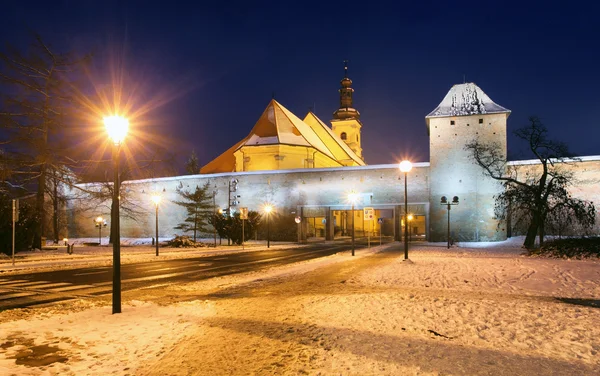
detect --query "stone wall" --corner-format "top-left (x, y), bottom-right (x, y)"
top-left (66, 163), bottom-right (431, 240)
top-left (65, 156), bottom-right (600, 242)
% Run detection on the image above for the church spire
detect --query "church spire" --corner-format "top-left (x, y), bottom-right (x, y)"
top-left (333, 60), bottom-right (360, 120)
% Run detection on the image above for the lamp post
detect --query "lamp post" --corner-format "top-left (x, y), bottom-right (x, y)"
top-left (94, 216), bottom-right (107, 245)
top-left (264, 204), bottom-right (273, 248)
top-left (399, 160), bottom-right (412, 260)
top-left (104, 115), bottom-right (128, 314)
top-left (348, 191), bottom-right (358, 256)
top-left (441, 196), bottom-right (459, 249)
top-left (151, 194), bottom-right (161, 256)
top-left (407, 214), bottom-right (414, 243)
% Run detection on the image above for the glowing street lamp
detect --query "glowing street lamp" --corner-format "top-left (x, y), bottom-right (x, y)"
top-left (264, 204), bottom-right (273, 248)
top-left (94, 216), bottom-right (107, 245)
top-left (441, 196), bottom-right (460, 249)
top-left (399, 160), bottom-right (412, 261)
top-left (151, 194), bottom-right (161, 256)
top-left (348, 191), bottom-right (358, 256)
top-left (104, 115), bottom-right (129, 314)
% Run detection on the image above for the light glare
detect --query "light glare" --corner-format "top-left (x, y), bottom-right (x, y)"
top-left (151, 194), bottom-right (162, 205)
top-left (104, 116), bottom-right (129, 144)
top-left (399, 160), bottom-right (412, 173)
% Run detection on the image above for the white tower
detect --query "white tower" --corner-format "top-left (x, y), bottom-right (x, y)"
top-left (426, 83), bottom-right (511, 242)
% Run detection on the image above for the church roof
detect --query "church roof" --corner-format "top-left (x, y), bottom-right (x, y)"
top-left (302, 112), bottom-right (365, 166)
top-left (238, 100), bottom-right (336, 160)
top-left (200, 99), bottom-right (359, 174)
top-left (426, 83), bottom-right (510, 119)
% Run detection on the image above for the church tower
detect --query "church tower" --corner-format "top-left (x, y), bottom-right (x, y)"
top-left (331, 62), bottom-right (364, 160)
top-left (426, 83), bottom-right (510, 242)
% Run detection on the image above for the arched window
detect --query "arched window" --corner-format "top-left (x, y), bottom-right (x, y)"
top-left (341, 132), bottom-right (347, 140)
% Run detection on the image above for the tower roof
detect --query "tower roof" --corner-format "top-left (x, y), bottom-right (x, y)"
top-left (426, 82), bottom-right (510, 119)
top-left (333, 61), bottom-right (360, 120)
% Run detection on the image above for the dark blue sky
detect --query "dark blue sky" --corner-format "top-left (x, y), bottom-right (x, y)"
top-left (3, 1), bottom-right (600, 171)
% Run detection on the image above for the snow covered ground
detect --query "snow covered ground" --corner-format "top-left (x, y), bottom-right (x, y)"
top-left (1, 237), bottom-right (599, 375)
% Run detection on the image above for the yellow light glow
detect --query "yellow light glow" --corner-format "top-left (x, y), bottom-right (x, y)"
top-left (399, 160), bottom-right (412, 173)
top-left (264, 204), bottom-right (273, 214)
top-left (95, 216), bottom-right (104, 223)
top-left (151, 194), bottom-right (162, 206)
top-left (218, 208), bottom-right (223, 214)
top-left (63, 238), bottom-right (68, 242)
top-left (407, 214), bottom-right (414, 221)
top-left (347, 191), bottom-right (358, 203)
top-left (104, 115), bottom-right (129, 144)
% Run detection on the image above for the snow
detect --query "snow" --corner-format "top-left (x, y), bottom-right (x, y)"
top-left (427, 82), bottom-right (511, 118)
top-left (1, 237), bottom-right (599, 375)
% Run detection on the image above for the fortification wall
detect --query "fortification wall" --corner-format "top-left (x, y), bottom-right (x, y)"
top-left (66, 164), bottom-right (431, 239)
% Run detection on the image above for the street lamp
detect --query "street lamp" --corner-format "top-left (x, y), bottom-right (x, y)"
top-left (264, 204), bottom-right (273, 248)
top-left (94, 216), bottom-right (107, 245)
top-left (441, 196), bottom-right (459, 249)
top-left (104, 115), bottom-right (129, 314)
top-left (399, 160), bottom-right (412, 260)
top-left (348, 191), bottom-right (358, 256)
top-left (151, 194), bottom-right (161, 256)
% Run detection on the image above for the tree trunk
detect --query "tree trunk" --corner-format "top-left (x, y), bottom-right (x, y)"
top-left (53, 170), bottom-right (59, 243)
top-left (193, 211), bottom-right (197, 242)
top-left (33, 163), bottom-right (47, 249)
top-left (523, 217), bottom-right (538, 249)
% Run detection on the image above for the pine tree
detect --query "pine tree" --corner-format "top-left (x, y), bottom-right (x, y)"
top-left (185, 150), bottom-right (200, 175)
top-left (173, 182), bottom-right (212, 242)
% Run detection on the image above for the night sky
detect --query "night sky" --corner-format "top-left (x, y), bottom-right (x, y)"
top-left (2, 1), bottom-right (600, 172)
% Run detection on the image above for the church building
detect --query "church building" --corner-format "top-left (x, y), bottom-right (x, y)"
top-left (200, 63), bottom-right (365, 173)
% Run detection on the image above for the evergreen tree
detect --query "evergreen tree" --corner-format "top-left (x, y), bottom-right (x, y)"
top-left (209, 210), bottom-right (261, 245)
top-left (173, 182), bottom-right (212, 242)
top-left (185, 150), bottom-right (200, 175)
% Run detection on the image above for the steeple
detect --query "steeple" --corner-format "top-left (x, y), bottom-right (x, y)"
top-left (333, 61), bottom-right (360, 120)
top-left (331, 61), bottom-right (363, 161)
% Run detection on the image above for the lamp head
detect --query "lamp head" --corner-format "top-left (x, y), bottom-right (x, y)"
top-left (452, 196), bottom-right (459, 204)
top-left (399, 160), bottom-right (412, 173)
top-left (407, 214), bottom-right (414, 221)
top-left (95, 216), bottom-right (103, 223)
top-left (151, 194), bottom-right (162, 206)
top-left (441, 196), bottom-right (447, 204)
top-left (104, 115), bottom-right (129, 145)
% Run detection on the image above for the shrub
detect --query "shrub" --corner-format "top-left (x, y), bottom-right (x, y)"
top-left (166, 235), bottom-right (207, 248)
top-left (533, 237), bottom-right (600, 259)
top-left (0, 194), bottom-right (38, 254)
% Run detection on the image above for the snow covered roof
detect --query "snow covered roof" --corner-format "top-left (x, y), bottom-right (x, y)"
top-left (426, 83), bottom-right (510, 119)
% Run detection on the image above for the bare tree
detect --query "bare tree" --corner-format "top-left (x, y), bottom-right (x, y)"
top-left (465, 117), bottom-right (595, 249)
top-left (0, 34), bottom-right (91, 248)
